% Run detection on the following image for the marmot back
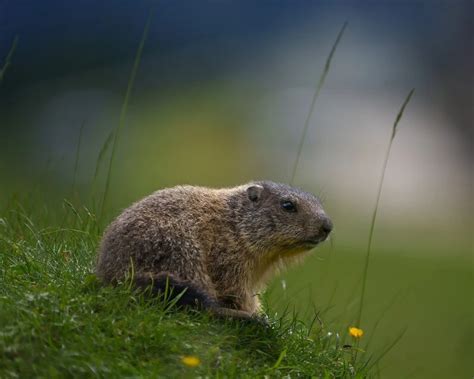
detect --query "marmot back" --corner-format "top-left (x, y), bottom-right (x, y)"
top-left (96, 181), bottom-right (332, 319)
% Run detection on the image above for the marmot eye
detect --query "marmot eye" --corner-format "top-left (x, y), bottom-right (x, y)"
top-left (281, 200), bottom-right (297, 212)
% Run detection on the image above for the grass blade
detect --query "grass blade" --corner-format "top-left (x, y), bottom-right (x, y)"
top-left (99, 10), bottom-right (154, 220)
top-left (0, 35), bottom-right (19, 84)
top-left (92, 129), bottom-right (114, 186)
top-left (364, 327), bottom-right (407, 371)
top-left (71, 120), bottom-right (86, 196)
top-left (355, 89), bottom-right (415, 327)
top-left (290, 22), bottom-right (347, 185)
top-left (364, 290), bottom-right (404, 350)
top-left (271, 348), bottom-right (287, 370)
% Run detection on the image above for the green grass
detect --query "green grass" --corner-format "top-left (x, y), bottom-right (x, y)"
top-left (0, 36), bottom-right (19, 85)
top-left (99, 9), bottom-right (153, 221)
top-left (355, 88), bottom-right (415, 328)
top-left (0, 201), bottom-right (369, 378)
top-left (290, 21), bottom-right (347, 185)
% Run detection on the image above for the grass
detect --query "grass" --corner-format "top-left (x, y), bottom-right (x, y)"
top-left (285, 19), bottom-right (416, 363)
top-left (71, 121), bottom-right (86, 196)
top-left (99, 9), bottom-right (153, 221)
top-left (273, 248), bottom-right (472, 378)
top-left (355, 89), bottom-right (415, 328)
top-left (0, 36), bottom-right (19, 85)
top-left (290, 22), bottom-right (347, 185)
top-left (0, 201), bottom-right (369, 378)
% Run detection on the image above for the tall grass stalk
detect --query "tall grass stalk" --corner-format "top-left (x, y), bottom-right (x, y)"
top-left (99, 11), bottom-right (153, 220)
top-left (364, 327), bottom-right (407, 371)
top-left (290, 22), bottom-right (347, 185)
top-left (91, 129), bottom-right (114, 200)
top-left (0, 35), bottom-right (19, 84)
top-left (355, 89), bottom-right (415, 327)
top-left (71, 121), bottom-right (85, 196)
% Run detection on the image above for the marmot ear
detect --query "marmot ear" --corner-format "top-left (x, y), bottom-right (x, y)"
top-left (247, 184), bottom-right (264, 202)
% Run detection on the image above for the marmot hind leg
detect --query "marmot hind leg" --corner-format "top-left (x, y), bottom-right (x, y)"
top-left (133, 273), bottom-right (255, 321)
top-left (133, 272), bottom-right (218, 309)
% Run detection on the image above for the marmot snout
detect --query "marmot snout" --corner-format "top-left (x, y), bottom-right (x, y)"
top-left (96, 181), bottom-right (332, 319)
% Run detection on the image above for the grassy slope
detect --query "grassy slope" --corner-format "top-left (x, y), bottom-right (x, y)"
top-left (0, 202), bottom-right (368, 378)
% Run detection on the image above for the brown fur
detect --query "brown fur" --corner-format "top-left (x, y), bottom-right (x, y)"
top-left (96, 181), bottom-right (332, 318)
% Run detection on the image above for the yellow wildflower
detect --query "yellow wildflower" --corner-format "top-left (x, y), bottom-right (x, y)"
top-left (349, 327), bottom-right (363, 338)
top-left (181, 355), bottom-right (201, 367)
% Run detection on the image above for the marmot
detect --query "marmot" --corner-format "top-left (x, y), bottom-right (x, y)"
top-left (96, 181), bottom-right (332, 319)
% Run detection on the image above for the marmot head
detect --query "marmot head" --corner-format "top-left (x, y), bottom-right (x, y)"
top-left (232, 181), bottom-right (332, 256)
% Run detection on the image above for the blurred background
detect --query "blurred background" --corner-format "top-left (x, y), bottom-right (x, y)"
top-left (0, 1), bottom-right (472, 377)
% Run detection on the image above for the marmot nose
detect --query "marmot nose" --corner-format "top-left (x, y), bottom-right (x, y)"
top-left (320, 217), bottom-right (333, 236)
